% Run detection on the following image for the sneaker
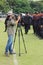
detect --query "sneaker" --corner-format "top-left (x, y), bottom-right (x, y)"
top-left (5, 52), bottom-right (9, 57)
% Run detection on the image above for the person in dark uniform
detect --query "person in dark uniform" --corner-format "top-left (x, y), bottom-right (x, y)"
top-left (38, 13), bottom-right (43, 38)
top-left (23, 12), bottom-right (32, 34)
top-left (32, 12), bottom-right (40, 35)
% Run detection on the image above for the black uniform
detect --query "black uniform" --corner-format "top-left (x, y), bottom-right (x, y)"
top-left (23, 15), bottom-right (30, 34)
top-left (38, 17), bottom-right (43, 38)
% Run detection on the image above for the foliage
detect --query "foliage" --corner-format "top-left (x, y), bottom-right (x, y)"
top-left (0, 0), bottom-right (43, 13)
top-left (30, 1), bottom-right (43, 13)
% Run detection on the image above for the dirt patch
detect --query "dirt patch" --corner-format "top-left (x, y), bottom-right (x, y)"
top-left (0, 18), bottom-right (6, 22)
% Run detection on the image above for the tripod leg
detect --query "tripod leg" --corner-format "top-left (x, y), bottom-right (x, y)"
top-left (18, 29), bottom-right (21, 56)
top-left (13, 27), bottom-right (18, 49)
top-left (20, 27), bottom-right (27, 53)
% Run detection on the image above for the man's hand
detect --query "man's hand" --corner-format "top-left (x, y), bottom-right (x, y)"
top-left (16, 15), bottom-right (21, 24)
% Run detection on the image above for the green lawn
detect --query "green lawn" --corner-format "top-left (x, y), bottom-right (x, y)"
top-left (0, 21), bottom-right (43, 65)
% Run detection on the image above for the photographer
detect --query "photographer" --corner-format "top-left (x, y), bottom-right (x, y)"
top-left (5, 11), bottom-right (19, 56)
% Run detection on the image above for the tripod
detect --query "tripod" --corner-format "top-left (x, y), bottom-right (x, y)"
top-left (13, 25), bottom-right (27, 56)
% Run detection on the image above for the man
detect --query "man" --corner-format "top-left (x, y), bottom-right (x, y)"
top-left (5, 10), bottom-right (17, 56)
top-left (23, 12), bottom-right (31, 34)
top-left (38, 13), bottom-right (43, 38)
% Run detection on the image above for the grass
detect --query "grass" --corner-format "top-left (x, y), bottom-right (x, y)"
top-left (0, 21), bottom-right (43, 65)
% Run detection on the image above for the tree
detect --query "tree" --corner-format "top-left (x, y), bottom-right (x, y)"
top-left (0, 0), bottom-right (43, 13)
top-left (30, 1), bottom-right (43, 13)
top-left (0, 0), bottom-right (10, 13)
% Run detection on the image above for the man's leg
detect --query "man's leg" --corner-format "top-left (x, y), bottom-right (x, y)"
top-left (5, 35), bottom-right (13, 56)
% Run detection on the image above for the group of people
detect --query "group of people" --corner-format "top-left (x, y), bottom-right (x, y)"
top-left (4, 10), bottom-right (43, 57)
top-left (20, 12), bottom-right (43, 38)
